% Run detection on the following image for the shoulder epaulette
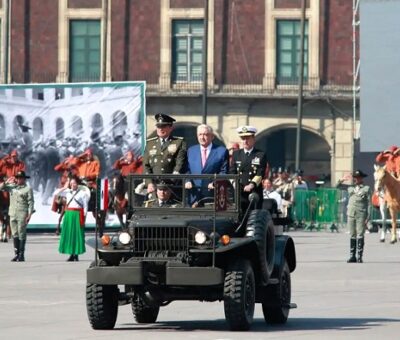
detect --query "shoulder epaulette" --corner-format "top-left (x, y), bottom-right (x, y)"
top-left (173, 136), bottom-right (184, 140)
top-left (146, 137), bottom-right (158, 142)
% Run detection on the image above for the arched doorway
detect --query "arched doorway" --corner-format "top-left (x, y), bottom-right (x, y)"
top-left (256, 127), bottom-right (331, 182)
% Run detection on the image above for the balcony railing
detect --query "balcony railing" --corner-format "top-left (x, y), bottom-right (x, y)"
top-left (0, 72), bottom-right (355, 98)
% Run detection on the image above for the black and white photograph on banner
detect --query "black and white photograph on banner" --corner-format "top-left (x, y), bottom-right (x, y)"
top-left (0, 81), bottom-right (146, 230)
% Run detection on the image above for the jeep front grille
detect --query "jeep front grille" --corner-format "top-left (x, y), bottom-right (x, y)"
top-left (134, 226), bottom-right (188, 253)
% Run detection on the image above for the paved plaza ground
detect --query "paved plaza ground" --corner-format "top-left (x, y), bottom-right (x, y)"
top-left (1, 229), bottom-right (400, 339)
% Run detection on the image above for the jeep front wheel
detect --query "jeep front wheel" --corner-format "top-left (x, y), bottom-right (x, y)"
top-left (262, 260), bottom-right (291, 324)
top-left (131, 294), bottom-right (160, 323)
top-left (223, 258), bottom-right (255, 331)
top-left (86, 283), bottom-right (118, 329)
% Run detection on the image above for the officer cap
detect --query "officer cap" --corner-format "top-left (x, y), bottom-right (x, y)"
top-left (15, 170), bottom-right (30, 179)
top-left (236, 125), bottom-right (257, 137)
top-left (155, 113), bottom-right (176, 127)
top-left (156, 180), bottom-right (173, 190)
top-left (352, 169), bottom-right (368, 178)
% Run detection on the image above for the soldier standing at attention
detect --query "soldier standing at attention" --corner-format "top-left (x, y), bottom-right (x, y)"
top-left (229, 126), bottom-right (267, 213)
top-left (143, 113), bottom-right (187, 194)
top-left (345, 170), bottom-right (371, 263)
top-left (0, 171), bottom-right (34, 262)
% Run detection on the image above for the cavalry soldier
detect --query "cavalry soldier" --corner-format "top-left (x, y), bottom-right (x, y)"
top-left (229, 126), bottom-right (267, 213)
top-left (0, 171), bottom-right (34, 262)
top-left (0, 150), bottom-right (26, 242)
top-left (345, 170), bottom-right (371, 263)
top-left (375, 145), bottom-right (399, 177)
top-left (113, 151), bottom-right (143, 176)
top-left (0, 150), bottom-right (26, 178)
top-left (142, 113), bottom-right (187, 194)
top-left (73, 148), bottom-right (100, 212)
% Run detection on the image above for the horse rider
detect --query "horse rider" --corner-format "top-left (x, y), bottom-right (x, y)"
top-left (72, 148), bottom-right (105, 234)
top-left (113, 151), bottom-right (143, 176)
top-left (0, 150), bottom-right (26, 242)
top-left (375, 145), bottom-right (399, 177)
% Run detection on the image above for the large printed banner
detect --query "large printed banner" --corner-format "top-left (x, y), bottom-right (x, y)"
top-left (0, 81), bottom-right (146, 228)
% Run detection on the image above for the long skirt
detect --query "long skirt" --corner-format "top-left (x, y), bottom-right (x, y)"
top-left (58, 210), bottom-right (86, 255)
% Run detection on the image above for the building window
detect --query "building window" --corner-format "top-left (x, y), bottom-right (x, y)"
top-left (0, 114), bottom-right (5, 140)
top-left (32, 118), bottom-right (43, 141)
top-left (276, 20), bottom-right (308, 85)
top-left (172, 20), bottom-right (204, 82)
top-left (69, 20), bottom-right (101, 82)
top-left (56, 118), bottom-right (65, 140)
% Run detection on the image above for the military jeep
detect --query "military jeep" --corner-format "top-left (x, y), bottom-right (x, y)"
top-left (86, 174), bottom-right (296, 331)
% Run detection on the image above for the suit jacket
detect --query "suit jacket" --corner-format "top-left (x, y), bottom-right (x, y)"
top-left (187, 143), bottom-right (229, 202)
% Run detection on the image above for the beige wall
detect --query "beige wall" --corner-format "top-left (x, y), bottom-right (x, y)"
top-left (146, 106), bottom-right (353, 184)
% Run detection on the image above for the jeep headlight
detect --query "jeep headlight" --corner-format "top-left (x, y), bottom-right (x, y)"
top-left (119, 232), bottom-right (132, 245)
top-left (194, 231), bottom-right (207, 245)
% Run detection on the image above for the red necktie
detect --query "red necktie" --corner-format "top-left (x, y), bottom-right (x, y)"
top-left (201, 148), bottom-right (207, 168)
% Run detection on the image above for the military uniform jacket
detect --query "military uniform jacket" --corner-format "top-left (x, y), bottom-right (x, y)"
top-left (229, 148), bottom-right (267, 188)
top-left (143, 136), bottom-right (187, 174)
top-left (2, 183), bottom-right (34, 218)
top-left (347, 184), bottom-right (371, 218)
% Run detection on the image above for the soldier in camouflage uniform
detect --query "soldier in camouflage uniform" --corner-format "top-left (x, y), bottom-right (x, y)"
top-left (345, 170), bottom-right (371, 263)
top-left (0, 171), bottom-right (34, 262)
top-left (142, 114), bottom-right (187, 194)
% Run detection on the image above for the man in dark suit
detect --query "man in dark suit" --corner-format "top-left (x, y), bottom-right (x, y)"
top-left (185, 124), bottom-right (229, 204)
top-left (229, 126), bottom-right (267, 213)
top-left (142, 114), bottom-right (187, 194)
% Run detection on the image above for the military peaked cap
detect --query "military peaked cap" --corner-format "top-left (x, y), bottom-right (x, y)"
top-left (352, 169), bottom-right (368, 178)
top-left (155, 113), bottom-right (176, 127)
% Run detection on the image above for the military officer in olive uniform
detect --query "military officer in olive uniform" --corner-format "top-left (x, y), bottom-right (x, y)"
top-left (229, 126), bottom-right (267, 213)
top-left (145, 180), bottom-right (181, 208)
top-left (345, 170), bottom-right (371, 263)
top-left (143, 114), bottom-right (187, 194)
top-left (0, 171), bottom-right (34, 262)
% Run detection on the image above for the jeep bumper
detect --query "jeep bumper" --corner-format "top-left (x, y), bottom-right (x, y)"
top-left (87, 262), bottom-right (224, 286)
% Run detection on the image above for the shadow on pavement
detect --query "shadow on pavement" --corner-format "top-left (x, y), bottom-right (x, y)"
top-left (115, 317), bottom-right (400, 332)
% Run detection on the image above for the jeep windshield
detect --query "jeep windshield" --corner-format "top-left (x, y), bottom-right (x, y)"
top-left (127, 174), bottom-right (240, 215)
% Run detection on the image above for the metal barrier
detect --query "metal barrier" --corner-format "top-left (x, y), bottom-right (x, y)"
top-left (291, 188), bottom-right (348, 232)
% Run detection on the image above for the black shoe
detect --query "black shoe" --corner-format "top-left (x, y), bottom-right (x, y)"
top-left (357, 257), bottom-right (363, 263)
top-left (74, 255), bottom-right (79, 262)
top-left (11, 254), bottom-right (19, 262)
top-left (67, 255), bottom-right (74, 262)
top-left (17, 254), bottom-right (25, 262)
top-left (347, 256), bottom-right (357, 263)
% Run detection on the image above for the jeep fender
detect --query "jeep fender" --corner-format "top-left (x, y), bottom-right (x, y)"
top-left (272, 235), bottom-right (296, 276)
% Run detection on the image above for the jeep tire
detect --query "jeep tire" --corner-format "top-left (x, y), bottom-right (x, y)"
top-left (246, 209), bottom-right (275, 284)
top-left (262, 259), bottom-right (291, 324)
top-left (131, 294), bottom-right (160, 323)
top-left (223, 258), bottom-right (255, 331)
top-left (86, 283), bottom-right (119, 329)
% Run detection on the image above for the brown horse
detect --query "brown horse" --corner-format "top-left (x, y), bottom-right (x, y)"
top-left (109, 174), bottom-right (128, 228)
top-left (374, 164), bottom-right (400, 243)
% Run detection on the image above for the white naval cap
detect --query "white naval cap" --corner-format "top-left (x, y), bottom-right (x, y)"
top-left (236, 125), bottom-right (257, 137)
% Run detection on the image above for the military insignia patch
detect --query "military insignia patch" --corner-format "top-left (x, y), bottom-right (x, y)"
top-left (149, 149), bottom-right (157, 156)
top-left (252, 157), bottom-right (260, 165)
top-left (168, 144), bottom-right (177, 154)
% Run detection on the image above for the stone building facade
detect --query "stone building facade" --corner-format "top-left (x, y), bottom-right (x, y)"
top-left (0, 0), bottom-right (356, 184)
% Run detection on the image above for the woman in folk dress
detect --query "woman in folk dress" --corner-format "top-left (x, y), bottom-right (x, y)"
top-left (56, 176), bottom-right (90, 261)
